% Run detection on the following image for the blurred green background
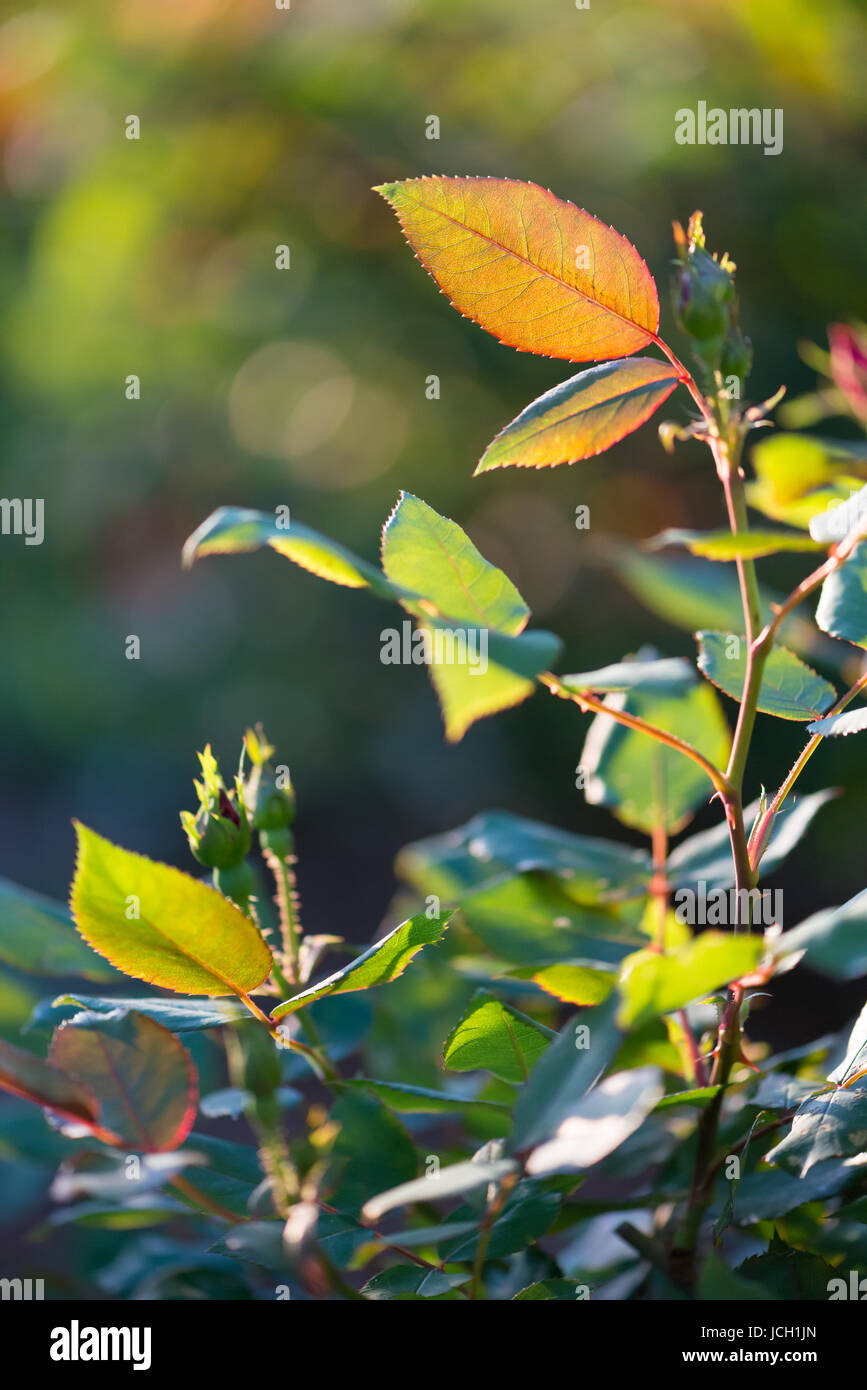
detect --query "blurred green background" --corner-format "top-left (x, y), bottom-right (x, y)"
top-left (1, 0), bottom-right (866, 1056)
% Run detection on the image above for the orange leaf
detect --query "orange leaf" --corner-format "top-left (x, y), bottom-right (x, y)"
top-left (476, 358), bottom-right (680, 472)
top-left (375, 176), bottom-right (659, 362)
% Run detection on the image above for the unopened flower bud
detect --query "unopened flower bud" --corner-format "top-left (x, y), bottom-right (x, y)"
top-left (181, 746), bottom-right (251, 871)
top-left (242, 727), bottom-right (295, 832)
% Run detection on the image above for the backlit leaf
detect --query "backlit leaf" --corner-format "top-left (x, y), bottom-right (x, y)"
top-left (375, 175), bottom-right (659, 361)
top-left (476, 358), bottom-right (679, 472)
top-left (50, 1011), bottom-right (198, 1152)
top-left (71, 823), bottom-right (273, 997)
top-left (421, 623), bottom-right (562, 742)
top-left (381, 492), bottom-right (561, 739)
top-left (649, 527), bottom-right (822, 561)
top-left (521, 962), bottom-right (615, 1007)
top-left (748, 433), bottom-right (867, 530)
top-left (618, 935), bottom-right (764, 1030)
top-left (0, 1036), bottom-right (101, 1132)
top-left (697, 632), bottom-right (836, 720)
top-left (443, 990), bottom-right (555, 1083)
top-left (271, 912), bottom-right (452, 1020)
top-left (382, 491), bottom-right (528, 631)
top-left (183, 506), bottom-right (397, 597)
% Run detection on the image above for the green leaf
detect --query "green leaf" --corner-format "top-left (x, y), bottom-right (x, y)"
top-left (697, 1251), bottom-right (774, 1301)
top-left (209, 1220), bottom-right (293, 1273)
top-left (736, 1247), bottom-right (839, 1301)
top-left (71, 823), bottom-right (273, 997)
top-left (560, 656), bottom-right (695, 697)
top-left (362, 1156), bottom-right (519, 1224)
top-left (729, 1158), bottom-right (862, 1224)
top-left (816, 541), bottom-right (867, 648)
top-left (618, 934), bottom-right (764, 1029)
top-left (511, 992), bottom-right (621, 1151)
top-left (187, 497), bottom-right (561, 742)
top-left (0, 1035), bottom-right (100, 1132)
top-left (48, 994), bottom-right (250, 1032)
top-left (339, 1078), bottom-right (510, 1115)
top-left (325, 1093), bottom-right (417, 1215)
top-left (476, 358), bottom-right (679, 472)
top-left (581, 668), bottom-right (731, 834)
top-left (420, 622), bottom-right (562, 742)
top-left (271, 911), bottom-right (452, 1020)
top-left (649, 527), bottom-right (823, 560)
top-left (182, 505), bottom-right (397, 597)
top-left (443, 991), bottom-right (555, 1083)
top-left (526, 1066), bottom-right (662, 1175)
top-left (397, 809), bottom-right (652, 904)
top-left (765, 1085), bottom-right (867, 1175)
top-left (361, 1265), bottom-right (469, 1299)
top-left (697, 632), bottom-right (836, 720)
top-left (174, 1133), bottom-right (263, 1218)
top-left (778, 889), bottom-right (867, 980)
top-left (456, 874), bottom-right (646, 967)
top-left (514, 1279), bottom-right (587, 1300)
top-left (807, 707), bottom-right (867, 737)
top-left (382, 491), bottom-right (529, 631)
top-left (443, 1179), bottom-right (561, 1260)
top-left (381, 492), bottom-right (560, 740)
top-left (50, 1011), bottom-right (198, 1152)
top-left (654, 1086), bottom-right (722, 1112)
top-left (0, 878), bottom-right (118, 982)
top-left (667, 789), bottom-right (834, 891)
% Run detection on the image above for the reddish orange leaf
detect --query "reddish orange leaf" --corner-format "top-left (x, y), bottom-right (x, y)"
top-left (477, 358), bottom-right (680, 472)
top-left (375, 176), bottom-right (659, 362)
top-left (50, 1012), bottom-right (198, 1152)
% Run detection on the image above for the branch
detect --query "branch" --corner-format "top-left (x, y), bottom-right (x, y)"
top-left (540, 673), bottom-right (731, 799)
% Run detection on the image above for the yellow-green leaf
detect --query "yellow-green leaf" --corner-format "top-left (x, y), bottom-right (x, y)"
top-left (271, 911), bottom-right (452, 1020)
top-left (71, 823), bottom-right (273, 997)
